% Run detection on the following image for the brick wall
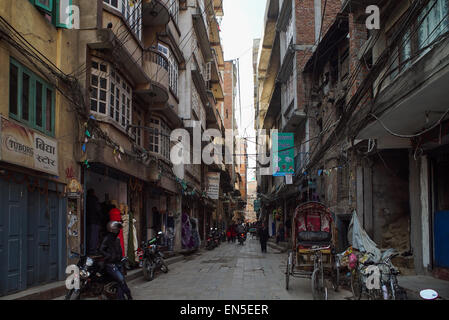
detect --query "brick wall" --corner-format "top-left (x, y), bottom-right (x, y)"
top-left (223, 61), bottom-right (234, 130)
top-left (295, 0), bottom-right (342, 110)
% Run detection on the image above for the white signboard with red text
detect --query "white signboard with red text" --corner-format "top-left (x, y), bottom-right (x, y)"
top-left (0, 117), bottom-right (59, 176)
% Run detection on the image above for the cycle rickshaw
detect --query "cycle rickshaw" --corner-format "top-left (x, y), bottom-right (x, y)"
top-left (285, 202), bottom-right (339, 300)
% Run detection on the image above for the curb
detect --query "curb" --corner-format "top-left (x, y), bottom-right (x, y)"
top-left (267, 241), bottom-right (289, 253)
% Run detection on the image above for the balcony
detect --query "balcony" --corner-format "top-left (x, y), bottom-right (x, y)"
top-left (88, 29), bottom-right (148, 86)
top-left (142, 0), bottom-right (171, 27)
top-left (208, 51), bottom-right (224, 100)
top-left (135, 49), bottom-right (170, 104)
top-left (192, 8), bottom-right (213, 62)
top-left (357, 35), bottom-right (449, 142)
top-left (213, 0), bottom-right (224, 16)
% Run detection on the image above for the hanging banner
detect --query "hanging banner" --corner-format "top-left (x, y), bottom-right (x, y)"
top-left (0, 117), bottom-right (59, 176)
top-left (272, 132), bottom-right (294, 176)
top-left (207, 172), bottom-right (220, 200)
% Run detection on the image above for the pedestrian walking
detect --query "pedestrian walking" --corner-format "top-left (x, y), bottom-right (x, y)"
top-left (258, 223), bottom-right (269, 253)
top-left (226, 228), bottom-right (231, 243)
top-left (231, 224), bottom-right (237, 243)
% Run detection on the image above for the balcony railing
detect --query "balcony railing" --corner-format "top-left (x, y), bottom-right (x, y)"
top-left (143, 49), bottom-right (170, 88)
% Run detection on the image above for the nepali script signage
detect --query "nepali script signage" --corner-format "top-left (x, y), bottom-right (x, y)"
top-left (0, 117), bottom-right (59, 176)
top-left (272, 132), bottom-right (294, 177)
top-left (207, 172), bottom-right (220, 200)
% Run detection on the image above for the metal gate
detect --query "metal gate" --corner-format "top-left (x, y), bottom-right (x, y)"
top-left (0, 173), bottom-right (66, 297)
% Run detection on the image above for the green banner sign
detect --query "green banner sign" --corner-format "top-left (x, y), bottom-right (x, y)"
top-left (272, 132), bottom-right (294, 177)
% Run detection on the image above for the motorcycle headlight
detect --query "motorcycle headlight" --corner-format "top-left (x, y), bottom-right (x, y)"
top-left (80, 269), bottom-right (90, 279)
top-left (85, 257), bottom-right (94, 267)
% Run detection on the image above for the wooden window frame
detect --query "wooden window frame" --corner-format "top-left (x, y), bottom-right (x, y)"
top-left (9, 58), bottom-right (55, 137)
top-left (148, 116), bottom-right (171, 160)
top-left (90, 58), bottom-right (133, 130)
top-left (103, 0), bottom-right (142, 40)
top-left (32, 0), bottom-right (54, 13)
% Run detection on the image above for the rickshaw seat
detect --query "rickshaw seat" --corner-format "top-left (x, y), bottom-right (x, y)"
top-left (297, 231), bottom-right (331, 243)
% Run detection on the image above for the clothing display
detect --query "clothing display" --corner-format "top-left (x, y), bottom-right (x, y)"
top-left (181, 212), bottom-right (194, 249)
top-left (122, 213), bottom-right (129, 256)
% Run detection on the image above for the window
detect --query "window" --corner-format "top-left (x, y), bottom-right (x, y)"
top-left (169, 0), bottom-right (179, 24)
top-left (418, 0), bottom-right (449, 49)
top-left (285, 72), bottom-right (294, 107)
top-left (29, 0), bottom-right (74, 28)
top-left (9, 58), bottom-right (55, 136)
top-left (390, 29), bottom-right (412, 80)
top-left (90, 58), bottom-right (132, 130)
top-left (148, 117), bottom-right (171, 160)
top-left (103, 0), bottom-right (142, 40)
top-left (286, 14), bottom-right (294, 47)
top-left (133, 109), bottom-right (143, 147)
top-left (158, 43), bottom-right (179, 96)
top-left (30, 0), bottom-right (54, 13)
top-left (389, 0), bottom-right (449, 80)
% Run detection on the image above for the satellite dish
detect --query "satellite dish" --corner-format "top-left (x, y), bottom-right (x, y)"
top-left (420, 289), bottom-right (439, 300)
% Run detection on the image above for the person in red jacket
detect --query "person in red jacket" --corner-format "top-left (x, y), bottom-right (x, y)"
top-left (108, 205), bottom-right (125, 256)
top-left (231, 224), bottom-right (237, 243)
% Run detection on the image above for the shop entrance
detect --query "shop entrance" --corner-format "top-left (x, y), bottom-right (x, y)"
top-left (0, 172), bottom-right (66, 297)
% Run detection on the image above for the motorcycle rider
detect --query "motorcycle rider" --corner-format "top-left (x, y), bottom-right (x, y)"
top-left (99, 221), bottom-right (133, 300)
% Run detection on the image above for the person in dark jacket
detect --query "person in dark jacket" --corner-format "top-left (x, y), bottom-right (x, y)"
top-left (258, 223), bottom-right (269, 253)
top-left (99, 221), bottom-right (133, 300)
top-left (86, 189), bottom-right (102, 254)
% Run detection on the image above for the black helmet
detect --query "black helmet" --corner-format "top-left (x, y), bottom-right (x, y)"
top-left (107, 221), bottom-right (123, 234)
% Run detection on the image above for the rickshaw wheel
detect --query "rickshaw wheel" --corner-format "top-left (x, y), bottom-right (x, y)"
top-left (331, 262), bottom-right (340, 292)
top-left (311, 268), bottom-right (326, 300)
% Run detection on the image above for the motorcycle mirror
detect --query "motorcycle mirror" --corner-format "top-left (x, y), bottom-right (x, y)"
top-left (420, 289), bottom-right (439, 300)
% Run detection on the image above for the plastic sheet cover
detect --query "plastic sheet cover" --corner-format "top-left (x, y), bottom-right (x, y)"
top-left (347, 211), bottom-right (382, 263)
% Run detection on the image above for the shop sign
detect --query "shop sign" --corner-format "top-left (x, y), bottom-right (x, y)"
top-left (207, 172), bottom-right (220, 200)
top-left (272, 132), bottom-right (294, 177)
top-left (66, 178), bottom-right (82, 198)
top-left (0, 117), bottom-right (59, 176)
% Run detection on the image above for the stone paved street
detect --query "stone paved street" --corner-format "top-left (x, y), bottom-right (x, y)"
top-left (128, 238), bottom-right (352, 300)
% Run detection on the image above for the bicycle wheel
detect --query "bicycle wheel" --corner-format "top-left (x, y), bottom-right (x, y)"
top-left (350, 270), bottom-right (362, 300)
top-left (285, 252), bottom-right (292, 290)
top-left (311, 268), bottom-right (326, 300)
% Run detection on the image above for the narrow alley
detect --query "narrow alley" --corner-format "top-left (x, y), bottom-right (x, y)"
top-left (127, 239), bottom-right (351, 300)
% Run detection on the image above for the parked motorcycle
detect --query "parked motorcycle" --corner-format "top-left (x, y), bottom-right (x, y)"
top-left (212, 228), bottom-right (221, 247)
top-left (65, 256), bottom-right (129, 300)
top-left (351, 249), bottom-right (407, 300)
top-left (206, 228), bottom-right (217, 250)
top-left (141, 232), bottom-right (168, 281)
